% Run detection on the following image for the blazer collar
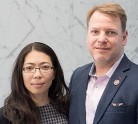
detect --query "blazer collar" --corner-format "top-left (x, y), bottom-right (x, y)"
top-left (93, 54), bottom-right (131, 124)
top-left (77, 64), bottom-right (92, 124)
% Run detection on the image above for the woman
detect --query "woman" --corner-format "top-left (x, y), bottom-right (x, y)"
top-left (0, 42), bottom-right (69, 124)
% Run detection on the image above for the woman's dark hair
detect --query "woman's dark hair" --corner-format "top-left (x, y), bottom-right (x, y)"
top-left (3, 42), bottom-right (69, 124)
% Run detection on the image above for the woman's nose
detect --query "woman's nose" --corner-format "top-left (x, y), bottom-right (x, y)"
top-left (34, 69), bottom-right (42, 78)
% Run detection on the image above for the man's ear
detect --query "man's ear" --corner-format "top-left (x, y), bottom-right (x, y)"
top-left (122, 30), bottom-right (128, 46)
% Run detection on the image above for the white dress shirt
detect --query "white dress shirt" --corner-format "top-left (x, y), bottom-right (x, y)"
top-left (86, 54), bottom-right (124, 124)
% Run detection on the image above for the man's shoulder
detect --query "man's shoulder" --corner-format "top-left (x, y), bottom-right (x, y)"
top-left (119, 54), bottom-right (138, 70)
top-left (75, 63), bottom-right (92, 72)
top-left (71, 63), bottom-right (92, 78)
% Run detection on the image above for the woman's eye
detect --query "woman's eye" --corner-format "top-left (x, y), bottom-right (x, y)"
top-left (41, 66), bottom-right (50, 70)
top-left (25, 66), bottom-right (34, 71)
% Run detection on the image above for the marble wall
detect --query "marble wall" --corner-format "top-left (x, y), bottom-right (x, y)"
top-left (0, 0), bottom-right (138, 107)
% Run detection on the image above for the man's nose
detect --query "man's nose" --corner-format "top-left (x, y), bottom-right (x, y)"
top-left (97, 33), bottom-right (108, 43)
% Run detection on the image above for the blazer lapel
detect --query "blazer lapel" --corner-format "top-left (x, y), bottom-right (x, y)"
top-left (93, 55), bottom-right (131, 124)
top-left (77, 65), bottom-right (91, 124)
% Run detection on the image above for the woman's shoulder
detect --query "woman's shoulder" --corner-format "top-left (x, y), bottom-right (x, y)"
top-left (0, 107), bottom-right (10, 124)
top-left (0, 107), bottom-right (4, 117)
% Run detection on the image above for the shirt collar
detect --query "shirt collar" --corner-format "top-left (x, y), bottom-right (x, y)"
top-left (89, 54), bottom-right (124, 78)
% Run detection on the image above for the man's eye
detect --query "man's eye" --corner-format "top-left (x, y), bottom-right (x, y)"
top-left (90, 30), bottom-right (99, 35)
top-left (106, 31), bottom-right (117, 36)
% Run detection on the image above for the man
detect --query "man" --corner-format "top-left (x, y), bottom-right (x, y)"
top-left (69, 3), bottom-right (138, 124)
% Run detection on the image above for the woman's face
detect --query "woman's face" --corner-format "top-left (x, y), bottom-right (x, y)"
top-left (22, 50), bottom-right (55, 98)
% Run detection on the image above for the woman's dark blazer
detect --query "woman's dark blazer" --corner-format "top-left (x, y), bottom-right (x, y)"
top-left (0, 107), bottom-right (11, 124)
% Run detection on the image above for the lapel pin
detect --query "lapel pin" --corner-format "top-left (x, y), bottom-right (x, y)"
top-left (114, 80), bottom-right (120, 86)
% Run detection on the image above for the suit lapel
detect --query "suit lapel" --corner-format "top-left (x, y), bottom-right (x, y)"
top-left (77, 65), bottom-right (91, 124)
top-left (93, 55), bottom-right (131, 124)
top-left (93, 72), bottom-right (126, 124)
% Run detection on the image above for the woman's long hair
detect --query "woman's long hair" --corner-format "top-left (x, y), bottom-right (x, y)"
top-left (3, 42), bottom-right (69, 124)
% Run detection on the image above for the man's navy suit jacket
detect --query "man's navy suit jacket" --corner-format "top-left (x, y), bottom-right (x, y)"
top-left (69, 55), bottom-right (138, 124)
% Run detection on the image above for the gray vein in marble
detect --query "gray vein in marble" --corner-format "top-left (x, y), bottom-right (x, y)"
top-left (74, 16), bottom-right (86, 29)
top-left (6, 26), bottom-right (35, 59)
top-left (3, 0), bottom-right (43, 59)
top-left (24, 0), bottom-right (42, 16)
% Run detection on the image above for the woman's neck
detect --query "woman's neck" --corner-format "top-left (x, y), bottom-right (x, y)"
top-left (31, 94), bottom-right (50, 107)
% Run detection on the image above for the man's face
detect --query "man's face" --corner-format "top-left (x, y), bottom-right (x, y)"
top-left (87, 11), bottom-right (127, 66)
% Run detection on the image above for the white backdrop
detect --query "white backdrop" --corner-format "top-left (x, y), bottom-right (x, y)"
top-left (0, 0), bottom-right (138, 107)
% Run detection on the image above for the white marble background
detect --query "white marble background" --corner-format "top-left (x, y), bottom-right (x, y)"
top-left (0, 0), bottom-right (138, 107)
